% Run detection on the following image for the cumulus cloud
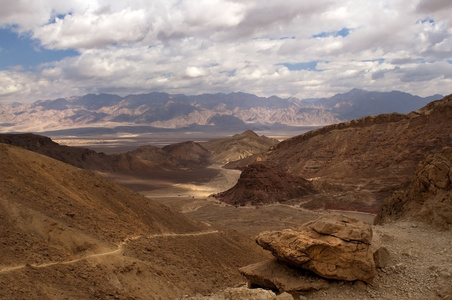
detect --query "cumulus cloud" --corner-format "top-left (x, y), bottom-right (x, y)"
top-left (34, 8), bottom-right (150, 49)
top-left (0, 0), bottom-right (451, 103)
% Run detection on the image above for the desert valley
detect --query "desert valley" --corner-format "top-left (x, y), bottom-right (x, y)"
top-left (2, 0), bottom-right (452, 298)
top-left (0, 92), bottom-right (452, 300)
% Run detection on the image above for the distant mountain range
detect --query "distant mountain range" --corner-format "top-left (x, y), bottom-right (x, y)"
top-left (0, 89), bottom-right (442, 134)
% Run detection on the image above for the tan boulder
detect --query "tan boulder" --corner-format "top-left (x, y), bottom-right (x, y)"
top-left (256, 215), bottom-right (376, 283)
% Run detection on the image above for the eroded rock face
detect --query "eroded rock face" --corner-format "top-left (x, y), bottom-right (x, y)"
top-left (375, 147), bottom-right (452, 230)
top-left (256, 215), bottom-right (376, 283)
top-left (415, 147), bottom-right (452, 193)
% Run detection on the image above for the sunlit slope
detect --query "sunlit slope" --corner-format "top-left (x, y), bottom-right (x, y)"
top-left (0, 144), bottom-right (267, 299)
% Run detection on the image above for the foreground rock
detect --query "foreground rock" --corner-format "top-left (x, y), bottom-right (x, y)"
top-left (179, 286), bottom-right (292, 300)
top-left (239, 259), bottom-right (329, 294)
top-left (256, 215), bottom-right (376, 283)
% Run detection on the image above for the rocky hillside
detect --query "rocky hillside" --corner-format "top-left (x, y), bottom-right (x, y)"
top-left (0, 133), bottom-right (208, 173)
top-left (0, 133), bottom-right (115, 171)
top-left (268, 95), bottom-right (451, 182)
top-left (0, 144), bottom-right (268, 299)
top-left (375, 147), bottom-right (452, 230)
top-left (0, 130), bottom-right (274, 175)
top-left (221, 95), bottom-right (452, 212)
top-left (0, 90), bottom-right (440, 134)
top-left (162, 141), bottom-right (212, 167)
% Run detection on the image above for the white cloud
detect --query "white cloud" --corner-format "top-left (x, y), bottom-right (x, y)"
top-left (0, 0), bottom-right (451, 103)
top-left (34, 8), bottom-right (150, 49)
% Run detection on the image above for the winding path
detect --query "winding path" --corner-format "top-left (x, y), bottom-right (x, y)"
top-left (0, 230), bottom-right (219, 274)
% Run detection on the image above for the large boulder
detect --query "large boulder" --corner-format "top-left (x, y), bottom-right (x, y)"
top-left (256, 215), bottom-right (376, 282)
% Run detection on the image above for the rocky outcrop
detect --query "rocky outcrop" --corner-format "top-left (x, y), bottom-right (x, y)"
top-left (212, 163), bottom-right (315, 206)
top-left (256, 215), bottom-right (376, 283)
top-left (375, 147), bottom-right (452, 230)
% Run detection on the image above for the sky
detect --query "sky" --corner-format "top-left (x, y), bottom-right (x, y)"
top-left (0, 0), bottom-right (452, 103)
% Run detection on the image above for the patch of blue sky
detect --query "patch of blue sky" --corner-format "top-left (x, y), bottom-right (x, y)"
top-left (0, 27), bottom-right (78, 70)
top-left (362, 58), bottom-right (385, 64)
top-left (418, 17), bottom-right (435, 24)
top-left (390, 57), bottom-right (428, 65)
top-left (279, 61), bottom-right (322, 71)
top-left (220, 69), bottom-right (236, 76)
top-left (312, 27), bottom-right (351, 38)
top-left (448, 60), bottom-right (452, 64)
top-left (43, 12), bottom-right (75, 27)
top-left (279, 36), bottom-right (296, 40)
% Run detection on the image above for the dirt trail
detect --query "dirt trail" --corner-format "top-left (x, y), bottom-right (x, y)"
top-left (0, 230), bottom-right (219, 274)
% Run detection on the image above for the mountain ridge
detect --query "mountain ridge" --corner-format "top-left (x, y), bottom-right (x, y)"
top-left (0, 89), bottom-right (441, 134)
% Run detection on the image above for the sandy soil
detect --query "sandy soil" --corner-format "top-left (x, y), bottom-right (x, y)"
top-left (141, 164), bottom-right (242, 198)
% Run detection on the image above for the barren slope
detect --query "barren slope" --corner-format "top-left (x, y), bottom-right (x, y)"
top-left (0, 144), bottom-right (268, 299)
top-left (0, 133), bottom-right (214, 173)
